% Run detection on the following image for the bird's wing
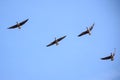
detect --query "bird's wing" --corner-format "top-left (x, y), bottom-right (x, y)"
top-left (19, 19), bottom-right (29, 26)
top-left (46, 40), bottom-right (56, 47)
top-left (101, 55), bottom-right (111, 60)
top-left (57, 35), bottom-right (66, 42)
top-left (78, 31), bottom-right (88, 37)
top-left (8, 19), bottom-right (29, 29)
top-left (8, 24), bottom-right (18, 29)
top-left (89, 23), bottom-right (94, 31)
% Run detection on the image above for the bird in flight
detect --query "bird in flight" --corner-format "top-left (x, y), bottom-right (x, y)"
top-left (78, 23), bottom-right (94, 37)
top-left (8, 19), bottom-right (29, 29)
top-left (46, 35), bottom-right (66, 47)
top-left (101, 48), bottom-right (116, 61)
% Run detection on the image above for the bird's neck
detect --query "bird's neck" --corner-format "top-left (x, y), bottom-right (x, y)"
top-left (55, 38), bottom-right (59, 45)
top-left (87, 27), bottom-right (91, 35)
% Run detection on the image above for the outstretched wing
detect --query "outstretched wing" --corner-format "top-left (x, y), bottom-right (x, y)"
top-left (89, 23), bottom-right (94, 31)
top-left (46, 40), bottom-right (56, 47)
top-left (101, 55), bottom-right (111, 60)
top-left (78, 30), bottom-right (88, 37)
top-left (57, 35), bottom-right (66, 42)
top-left (8, 19), bottom-right (29, 29)
top-left (19, 19), bottom-right (29, 26)
top-left (8, 24), bottom-right (18, 29)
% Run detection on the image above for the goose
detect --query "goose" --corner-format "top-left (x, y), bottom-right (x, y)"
top-left (46, 35), bottom-right (66, 47)
top-left (8, 19), bottom-right (29, 29)
top-left (101, 48), bottom-right (116, 61)
top-left (78, 23), bottom-right (94, 37)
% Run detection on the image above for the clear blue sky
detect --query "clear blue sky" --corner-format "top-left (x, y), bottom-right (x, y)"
top-left (0, 0), bottom-right (120, 80)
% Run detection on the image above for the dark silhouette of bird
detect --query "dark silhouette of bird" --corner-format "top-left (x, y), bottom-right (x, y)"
top-left (8, 19), bottom-right (29, 29)
top-left (46, 35), bottom-right (66, 47)
top-left (101, 48), bottom-right (116, 61)
top-left (78, 23), bottom-right (94, 37)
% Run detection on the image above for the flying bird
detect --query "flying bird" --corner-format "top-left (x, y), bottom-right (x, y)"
top-left (101, 48), bottom-right (116, 61)
top-left (78, 23), bottom-right (94, 37)
top-left (46, 35), bottom-right (66, 47)
top-left (8, 19), bottom-right (29, 29)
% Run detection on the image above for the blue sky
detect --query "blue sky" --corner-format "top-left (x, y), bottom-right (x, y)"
top-left (0, 0), bottom-right (120, 80)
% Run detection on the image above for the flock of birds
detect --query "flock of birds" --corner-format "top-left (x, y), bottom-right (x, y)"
top-left (7, 19), bottom-right (116, 61)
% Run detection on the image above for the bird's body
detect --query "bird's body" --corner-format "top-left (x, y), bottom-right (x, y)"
top-left (101, 53), bottom-right (115, 61)
top-left (78, 23), bottom-right (94, 37)
top-left (8, 19), bottom-right (29, 29)
top-left (101, 48), bottom-right (116, 61)
top-left (16, 22), bottom-right (21, 29)
top-left (46, 35), bottom-right (66, 47)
